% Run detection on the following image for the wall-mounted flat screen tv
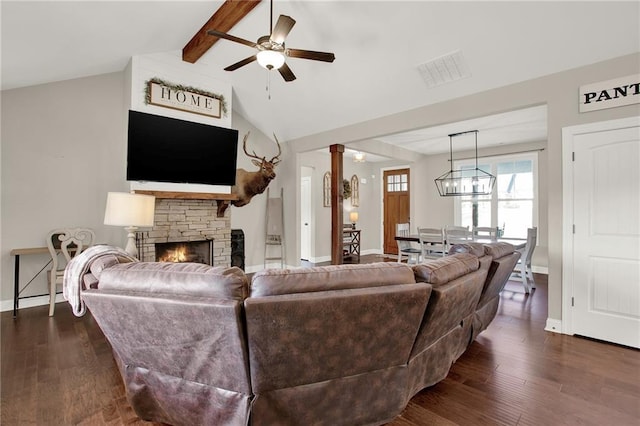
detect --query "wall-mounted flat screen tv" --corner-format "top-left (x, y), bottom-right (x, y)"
top-left (127, 110), bottom-right (238, 186)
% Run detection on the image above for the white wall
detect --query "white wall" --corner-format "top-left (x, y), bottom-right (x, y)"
top-left (127, 52), bottom-right (233, 194)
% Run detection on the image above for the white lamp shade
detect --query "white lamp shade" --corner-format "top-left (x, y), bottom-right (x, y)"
top-left (349, 211), bottom-right (359, 223)
top-left (104, 192), bottom-right (156, 227)
top-left (257, 50), bottom-right (285, 70)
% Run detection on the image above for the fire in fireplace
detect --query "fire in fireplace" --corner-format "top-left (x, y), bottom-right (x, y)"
top-left (155, 240), bottom-right (213, 265)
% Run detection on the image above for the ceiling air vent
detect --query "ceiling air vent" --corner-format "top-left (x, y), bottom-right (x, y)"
top-left (417, 50), bottom-right (471, 88)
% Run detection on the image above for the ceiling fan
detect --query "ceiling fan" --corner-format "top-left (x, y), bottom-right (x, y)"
top-left (206, 0), bottom-right (335, 82)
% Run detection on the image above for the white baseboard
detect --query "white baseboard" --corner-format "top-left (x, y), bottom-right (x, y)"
top-left (1, 293), bottom-right (64, 312)
top-left (308, 255), bottom-right (331, 264)
top-left (244, 263), bottom-right (299, 274)
top-left (532, 265), bottom-right (549, 274)
top-left (362, 249), bottom-right (383, 256)
top-left (545, 318), bottom-right (563, 333)
top-left (250, 249), bottom-right (385, 272)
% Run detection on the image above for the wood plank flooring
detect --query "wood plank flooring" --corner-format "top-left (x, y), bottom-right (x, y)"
top-left (2, 259), bottom-right (638, 425)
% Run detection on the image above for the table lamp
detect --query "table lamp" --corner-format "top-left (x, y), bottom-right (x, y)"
top-left (349, 211), bottom-right (359, 229)
top-left (104, 192), bottom-right (156, 258)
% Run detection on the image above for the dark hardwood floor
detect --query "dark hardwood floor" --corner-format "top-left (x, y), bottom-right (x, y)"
top-left (2, 256), bottom-right (638, 425)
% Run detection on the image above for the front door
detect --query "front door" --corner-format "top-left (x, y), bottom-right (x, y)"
top-left (383, 168), bottom-right (410, 255)
top-left (565, 117), bottom-right (640, 348)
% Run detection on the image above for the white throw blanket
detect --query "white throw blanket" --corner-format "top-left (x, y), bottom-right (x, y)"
top-left (63, 244), bottom-right (138, 317)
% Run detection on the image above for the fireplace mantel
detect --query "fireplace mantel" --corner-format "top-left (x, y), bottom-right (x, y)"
top-left (134, 190), bottom-right (238, 217)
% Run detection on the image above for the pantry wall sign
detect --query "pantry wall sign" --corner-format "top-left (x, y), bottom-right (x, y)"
top-left (579, 74), bottom-right (640, 113)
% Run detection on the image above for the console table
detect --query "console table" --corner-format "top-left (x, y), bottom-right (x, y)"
top-left (10, 247), bottom-right (53, 318)
top-left (343, 229), bottom-right (361, 263)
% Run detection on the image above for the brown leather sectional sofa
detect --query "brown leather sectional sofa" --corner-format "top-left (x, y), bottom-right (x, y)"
top-left (78, 242), bottom-right (519, 426)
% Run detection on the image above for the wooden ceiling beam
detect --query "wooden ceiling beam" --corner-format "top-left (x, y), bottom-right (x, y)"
top-left (182, 0), bottom-right (262, 64)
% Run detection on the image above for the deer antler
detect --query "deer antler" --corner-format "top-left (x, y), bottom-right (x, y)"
top-left (271, 133), bottom-right (282, 164)
top-left (242, 132), bottom-right (264, 160)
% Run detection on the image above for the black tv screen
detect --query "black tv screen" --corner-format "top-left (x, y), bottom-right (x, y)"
top-left (127, 110), bottom-right (238, 186)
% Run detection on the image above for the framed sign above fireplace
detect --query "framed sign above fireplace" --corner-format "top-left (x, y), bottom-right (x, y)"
top-left (145, 77), bottom-right (227, 119)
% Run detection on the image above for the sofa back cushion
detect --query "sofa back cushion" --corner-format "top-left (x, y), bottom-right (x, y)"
top-left (98, 262), bottom-right (249, 300)
top-left (84, 262), bottom-right (253, 398)
top-left (412, 253), bottom-right (479, 285)
top-left (245, 283), bottom-right (432, 394)
top-left (250, 262), bottom-right (416, 297)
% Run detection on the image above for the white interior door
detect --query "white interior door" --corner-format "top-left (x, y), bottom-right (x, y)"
top-left (300, 176), bottom-right (311, 261)
top-left (563, 117), bottom-right (640, 348)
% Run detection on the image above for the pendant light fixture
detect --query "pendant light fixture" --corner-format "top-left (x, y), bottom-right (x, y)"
top-left (434, 130), bottom-right (496, 196)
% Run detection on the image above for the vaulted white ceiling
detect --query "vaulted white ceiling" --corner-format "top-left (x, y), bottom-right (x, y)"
top-left (2, 1), bottom-right (638, 157)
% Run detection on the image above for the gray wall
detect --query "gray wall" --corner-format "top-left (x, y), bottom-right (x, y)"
top-left (2, 53), bottom-right (638, 323)
top-left (1, 72), bottom-right (128, 305)
top-left (296, 150), bottom-right (381, 262)
top-left (411, 140), bottom-right (548, 269)
top-left (0, 72), bottom-right (283, 307)
top-left (286, 53), bottom-right (640, 323)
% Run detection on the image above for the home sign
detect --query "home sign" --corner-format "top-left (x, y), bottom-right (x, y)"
top-left (147, 80), bottom-right (222, 118)
top-left (579, 74), bottom-right (640, 113)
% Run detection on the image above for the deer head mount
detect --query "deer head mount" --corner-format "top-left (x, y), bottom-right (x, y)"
top-left (217, 132), bottom-right (282, 216)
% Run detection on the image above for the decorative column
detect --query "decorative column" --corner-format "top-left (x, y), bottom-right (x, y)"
top-left (330, 144), bottom-right (344, 264)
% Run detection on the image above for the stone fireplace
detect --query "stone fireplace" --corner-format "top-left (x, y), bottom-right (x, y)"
top-left (137, 198), bottom-right (231, 266)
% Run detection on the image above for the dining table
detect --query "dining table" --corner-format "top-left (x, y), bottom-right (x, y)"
top-left (394, 234), bottom-right (526, 250)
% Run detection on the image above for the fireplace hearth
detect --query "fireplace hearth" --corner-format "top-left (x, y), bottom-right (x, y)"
top-left (155, 240), bottom-right (213, 265)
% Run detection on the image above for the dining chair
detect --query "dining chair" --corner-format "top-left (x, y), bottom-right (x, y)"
top-left (46, 228), bottom-right (95, 316)
top-left (396, 223), bottom-right (421, 264)
top-left (418, 227), bottom-right (446, 259)
top-left (444, 225), bottom-right (472, 251)
top-left (510, 227), bottom-right (537, 293)
top-left (472, 226), bottom-right (498, 242)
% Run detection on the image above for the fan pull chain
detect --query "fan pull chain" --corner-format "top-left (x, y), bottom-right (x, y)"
top-left (266, 70), bottom-right (272, 100)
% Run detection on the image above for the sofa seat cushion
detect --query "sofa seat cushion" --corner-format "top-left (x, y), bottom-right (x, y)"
top-left (98, 262), bottom-right (249, 300)
top-left (250, 262), bottom-right (416, 297)
top-left (412, 253), bottom-right (479, 286)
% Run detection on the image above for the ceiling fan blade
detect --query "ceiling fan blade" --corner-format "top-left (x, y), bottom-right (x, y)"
top-left (278, 62), bottom-right (296, 82)
top-left (271, 15), bottom-right (296, 44)
top-left (224, 55), bottom-right (257, 71)
top-left (207, 29), bottom-right (258, 48)
top-left (286, 48), bottom-right (335, 63)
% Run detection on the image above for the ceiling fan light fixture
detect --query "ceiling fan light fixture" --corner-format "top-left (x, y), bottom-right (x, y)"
top-left (257, 50), bottom-right (285, 70)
